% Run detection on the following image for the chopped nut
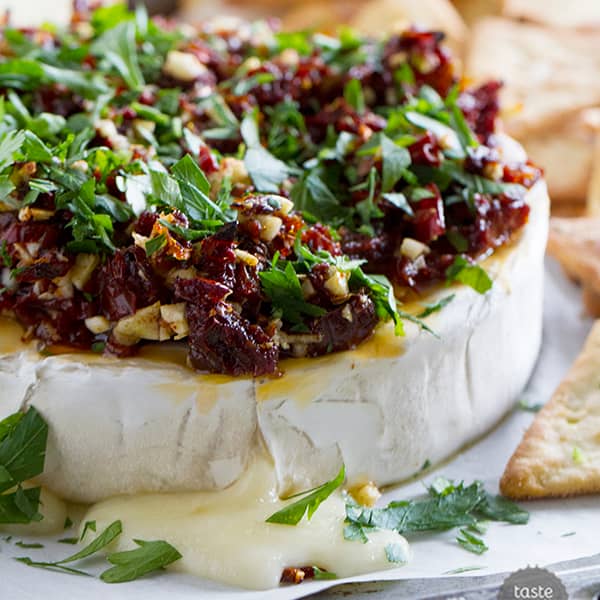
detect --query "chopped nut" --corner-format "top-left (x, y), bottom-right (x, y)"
top-left (256, 215), bottom-right (283, 242)
top-left (70, 160), bottom-right (89, 172)
top-left (301, 277), bottom-right (316, 299)
top-left (324, 271), bottom-right (350, 302)
top-left (18, 207), bottom-right (55, 222)
top-left (279, 48), bottom-right (299, 68)
top-left (398, 237), bottom-right (431, 261)
top-left (84, 315), bottom-right (111, 335)
top-left (483, 162), bottom-right (503, 181)
top-left (163, 50), bottom-right (208, 82)
top-left (96, 119), bottom-right (129, 151)
top-left (165, 267), bottom-right (198, 287)
top-left (113, 302), bottom-right (162, 345)
top-left (280, 567), bottom-right (306, 585)
top-left (70, 253), bottom-right (100, 291)
top-left (350, 481), bottom-right (382, 507)
top-left (160, 303), bottom-right (189, 340)
top-left (234, 248), bottom-right (259, 267)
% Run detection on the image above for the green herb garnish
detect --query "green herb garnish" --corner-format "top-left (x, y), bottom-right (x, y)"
top-left (266, 465), bottom-right (345, 526)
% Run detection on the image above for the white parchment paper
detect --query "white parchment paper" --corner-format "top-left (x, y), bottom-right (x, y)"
top-left (1, 258), bottom-right (598, 600)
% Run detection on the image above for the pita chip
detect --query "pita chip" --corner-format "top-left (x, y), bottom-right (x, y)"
top-left (466, 19), bottom-right (600, 137)
top-left (501, 321), bottom-right (600, 499)
top-left (503, 0), bottom-right (600, 29)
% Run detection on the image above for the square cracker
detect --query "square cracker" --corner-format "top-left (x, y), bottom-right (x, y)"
top-left (466, 18), bottom-right (600, 137)
top-left (500, 321), bottom-right (600, 499)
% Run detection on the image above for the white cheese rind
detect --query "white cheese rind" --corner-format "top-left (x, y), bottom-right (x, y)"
top-left (0, 142), bottom-right (549, 502)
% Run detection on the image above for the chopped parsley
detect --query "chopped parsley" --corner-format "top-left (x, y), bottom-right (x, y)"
top-left (344, 476), bottom-right (528, 555)
top-left (0, 408), bottom-right (47, 525)
top-left (446, 257), bottom-right (493, 294)
top-left (266, 465), bottom-right (345, 526)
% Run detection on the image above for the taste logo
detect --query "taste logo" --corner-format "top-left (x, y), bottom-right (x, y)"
top-left (499, 567), bottom-right (568, 600)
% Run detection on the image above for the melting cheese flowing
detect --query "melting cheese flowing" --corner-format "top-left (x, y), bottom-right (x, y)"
top-left (81, 454), bottom-right (409, 590)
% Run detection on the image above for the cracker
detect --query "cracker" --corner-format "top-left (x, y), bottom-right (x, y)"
top-left (502, 0), bottom-right (600, 29)
top-left (466, 18), bottom-right (600, 137)
top-left (500, 321), bottom-right (600, 499)
top-left (546, 216), bottom-right (600, 292)
top-left (348, 0), bottom-right (467, 50)
top-left (521, 111), bottom-right (598, 204)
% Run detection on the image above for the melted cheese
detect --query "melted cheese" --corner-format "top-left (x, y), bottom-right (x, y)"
top-left (82, 454), bottom-right (408, 590)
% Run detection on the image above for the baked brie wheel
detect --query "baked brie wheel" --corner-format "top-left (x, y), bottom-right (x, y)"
top-left (0, 5), bottom-right (548, 588)
top-left (0, 164), bottom-right (548, 503)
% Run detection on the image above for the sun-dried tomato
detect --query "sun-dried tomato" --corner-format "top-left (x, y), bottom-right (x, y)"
top-left (411, 184), bottom-right (446, 243)
top-left (99, 246), bottom-right (163, 321)
top-left (175, 276), bottom-right (278, 376)
top-left (303, 293), bottom-right (378, 356)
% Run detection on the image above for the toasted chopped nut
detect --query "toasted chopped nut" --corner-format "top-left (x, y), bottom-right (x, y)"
top-left (301, 277), bottom-right (316, 299)
top-left (256, 215), bottom-right (283, 242)
top-left (163, 50), bottom-right (208, 82)
top-left (18, 207), bottom-right (55, 222)
top-left (278, 197), bottom-right (294, 216)
top-left (133, 119), bottom-right (156, 136)
top-left (341, 303), bottom-right (353, 322)
top-left (324, 271), bottom-right (350, 302)
top-left (279, 48), bottom-right (299, 68)
top-left (234, 248), bottom-right (259, 267)
top-left (160, 303), bottom-right (189, 340)
top-left (398, 237), bottom-right (431, 261)
top-left (53, 274), bottom-right (74, 299)
top-left (209, 157), bottom-right (250, 198)
top-left (165, 267), bottom-right (198, 287)
top-left (483, 162), bottom-right (503, 181)
top-left (132, 231), bottom-right (150, 249)
top-left (84, 315), bottom-right (111, 334)
top-left (350, 481), bottom-right (382, 507)
top-left (70, 253), bottom-right (100, 291)
top-left (280, 567), bottom-right (306, 585)
top-left (242, 56), bottom-right (262, 72)
top-left (96, 119), bottom-right (129, 151)
top-left (70, 160), bottom-right (89, 172)
top-left (113, 302), bottom-right (162, 345)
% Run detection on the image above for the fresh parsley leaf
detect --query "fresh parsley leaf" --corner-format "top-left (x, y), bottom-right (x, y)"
top-left (381, 135), bottom-right (411, 193)
top-left (344, 79), bottom-right (365, 114)
top-left (0, 130), bottom-right (26, 170)
top-left (80, 520), bottom-right (97, 540)
top-left (266, 465), bottom-right (345, 526)
top-left (416, 294), bottom-right (455, 319)
top-left (312, 566), bottom-right (337, 580)
top-left (350, 271), bottom-right (404, 336)
top-left (443, 565), bottom-right (486, 575)
top-left (100, 539), bottom-right (182, 583)
top-left (385, 542), bottom-right (406, 564)
top-left (445, 256), bottom-right (492, 294)
top-left (15, 520), bottom-right (122, 577)
top-left (144, 234), bottom-right (167, 257)
top-left (291, 170), bottom-right (348, 224)
top-left (0, 488), bottom-right (42, 524)
top-left (60, 520), bottom-right (123, 564)
top-left (91, 21), bottom-right (144, 90)
top-left (260, 260), bottom-right (327, 327)
top-left (382, 192), bottom-right (413, 216)
top-left (517, 398), bottom-right (543, 413)
top-left (344, 477), bottom-right (529, 554)
top-left (15, 541), bottom-right (44, 549)
top-left (0, 407), bottom-right (48, 494)
top-left (457, 528), bottom-right (488, 555)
